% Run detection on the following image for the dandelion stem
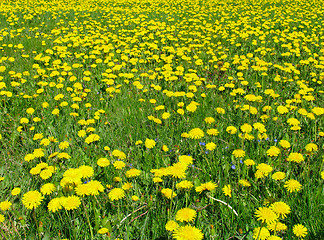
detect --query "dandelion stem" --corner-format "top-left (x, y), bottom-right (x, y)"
top-left (82, 199), bottom-right (94, 240)
top-left (32, 208), bottom-right (41, 240)
top-left (119, 204), bottom-right (147, 225)
top-left (256, 222), bottom-right (265, 240)
top-left (207, 195), bottom-right (238, 216)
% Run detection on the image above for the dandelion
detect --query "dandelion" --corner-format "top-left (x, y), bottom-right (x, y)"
top-left (239, 179), bottom-right (251, 187)
top-left (113, 161), bottom-right (126, 170)
top-left (165, 220), bottom-right (179, 231)
top-left (132, 195), bottom-right (139, 201)
top-left (244, 159), bottom-right (255, 166)
top-left (59, 141), bottom-right (69, 150)
top-left (305, 143), bottom-right (318, 152)
top-left (226, 126), bottom-right (237, 134)
top-left (153, 177), bottom-right (163, 183)
top-left (108, 188), bottom-right (125, 201)
top-left (267, 236), bottom-right (282, 240)
top-left (145, 138), bottom-right (156, 148)
top-left (267, 221), bottom-right (287, 231)
top-left (188, 128), bottom-right (204, 139)
top-left (255, 207), bottom-right (278, 224)
top-left (0, 201), bottom-right (12, 211)
top-left (179, 155), bottom-right (193, 165)
top-left (97, 158), bottom-right (110, 167)
top-left (266, 146), bottom-right (281, 157)
top-left (222, 185), bottom-right (232, 197)
top-left (26, 108), bottom-right (35, 115)
top-left (272, 172), bottom-right (286, 181)
top-left (135, 140), bottom-right (143, 145)
top-left (206, 128), bottom-right (219, 136)
top-left (168, 162), bottom-right (187, 179)
top-left (232, 149), bottom-right (245, 158)
top-left (0, 214), bottom-right (4, 223)
top-left (293, 224), bottom-right (307, 239)
top-left (216, 107), bottom-right (225, 114)
top-left (85, 134), bottom-right (100, 144)
top-left (112, 150), bottom-right (126, 159)
top-left (122, 182), bottom-right (132, 190)
top-left (75, 183), bottom-right (91, 197)
top-left (176, 180), bottom-right (193, 190)
top-left (270, 202), bottom-right (291, 219)
top-left (287, 153), bottom-right (304, 163)
top-left (186, 103), bottom-right (197, 112)
top-left (47, 197), bottom-right (63, 212)
top-left (195, 181), bottom-right (217, 193)
top-left (256, 163), bottom-right (273, 176)
top-left (40, 169), bottom-right (53, 180)
top-left (173, 225), bottom-right (204, 240)
top-left (33, 148), bottom-right (45, 158)
top-left (252, 227), bottom-right (270, 240)
top-left (279, 140), bottom-right (291, 148)
top-left (284, 179), bottom-right (302, 192)
top-left (22, 190), bottom-right (44, 209)
top-left (277, 106), bottom-right (289, 114)
top-left (113, 177), bottom-right (122, 182)
top-left (78, 165), bottom-right (94, 178)
top-left (161, 188), bottom-right (177, 199)
top-left (204, 117), bottom-right (215, 124)
top-left (11, 187), bottom-right (21, 196)
top-left (206, 142), bottom-right (216, 151)
top-left (162, 145), bottom-right (169, 151)
top-left (175, 208), bottom-right (197, 222)
top-left (241, 123), bottom-right (253, 133)
top-left (40, 183), bottom-right (56, 195)
top-left (61, 195), bottom-right (81, 210)
top-left (98, 228), bottom-right (109, 234)
top-left (126, 168), bottom-right (141, 178)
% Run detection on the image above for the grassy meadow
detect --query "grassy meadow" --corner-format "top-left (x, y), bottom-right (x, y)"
top-left (0, 0), bottom-right (323, 239)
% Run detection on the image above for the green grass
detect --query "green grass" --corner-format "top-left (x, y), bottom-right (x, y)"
top-left (0, 0), bottom-right (324, 239)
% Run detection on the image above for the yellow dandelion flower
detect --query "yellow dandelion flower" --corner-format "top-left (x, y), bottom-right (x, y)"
top-left (293, 224), bottom-right (307, 239)
top-left (270, 202), bottom-right (291, 219)
top-left (145, 138), bottom-right (156, 148)
top-left (284, 179), bottom-right (302, 192)
top-left (188, 128), bottom-right (204, 139)
top-left (176, 180), bottom-right (193, 190)
top-left (255, 207), bottom-right (278, 224)
top-left (113, 161), bottom-right (126, 170)
top-left (266, 146), bottom-right (281, 157)
top-left (305, 143), bottom-right (318, 152)
top-left (173, 225), bottom-right (203, 240)
top-left (61, 195), bottom-right (81, 210)
top-left (22, 190), bottom-right (44, 209)
top-left (272, 172), bottom-right (286, 181)
top-left (40, 183), bottom-right (56, 195)
top-left (126, 168), bottom-right (141, 178)
top-left (287, 152), bottom-right (304, 163)
top-left (97, 158), bottom-right (110, 167)
top-left (98, 228), bottom-right (109, 234)
top-left (0, 201), bottom-right (12, 211)
top-left (232, 149), bottom-right (245, 158)
top-left (267, 221), bottom-right (287, 232)
top-left (279, 140), bottom-right (290, 148)
top-left (161, 188), bottom-right (177, 199)
top-left (108, 188), bottom-right (125, 201)
top-left (252, 227), bottom-right (270, 240)
top-left (11, 187), bottom-right (21, 196)
top-left (175, 208), bottom-right (197, 222)
top-left (165, 220), bottom-right (179, 231)
top-left (222, 185), bottom-right (232, 197)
